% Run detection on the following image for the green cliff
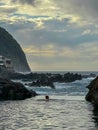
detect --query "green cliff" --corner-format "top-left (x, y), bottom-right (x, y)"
top-left (0, 27), bottom-right (31, 72)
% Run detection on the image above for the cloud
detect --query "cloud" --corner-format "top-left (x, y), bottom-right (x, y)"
top-left (2, 0), bottom-right (98, 26)
top-left (1, 0), bottom-right (98, 71)
top-left (82, 29), bottom-right (91, 35)
top-left (0, 5), bottom-right (17, 14)
top-left (23, 42), bottom-right (98, 71)
top-left (4, 17), bottom-right (98, 50)
top-left (1, 0), bottom-right (98, 25)
top-left (23, 45), bottom-right (57, 57)
top-left (54, 0), bottom-right (98, 24)
top-left (11, 0), bottom-right (36, 5)
top-left (3, 19), bottom-right (98, 71)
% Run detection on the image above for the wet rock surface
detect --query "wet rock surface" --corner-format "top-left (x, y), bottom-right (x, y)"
top-left (9, 72), bottom-right (82, 88)
top-left (85, 76), bottom-right (98, 106)
top-left (0, 77), bottom-right (37, 100)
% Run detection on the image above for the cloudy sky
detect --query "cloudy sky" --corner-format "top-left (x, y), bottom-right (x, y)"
top-left (1, 0), bottom-right (98, 71)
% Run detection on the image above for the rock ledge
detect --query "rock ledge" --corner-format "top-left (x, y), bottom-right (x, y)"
top-left (0, 77), bottom-right (37, 100)
top-left (85, 76), bottom-right (98, 106)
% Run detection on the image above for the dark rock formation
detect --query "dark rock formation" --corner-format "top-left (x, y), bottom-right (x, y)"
top-left (0, 27), bottom-right (30, 72)
top-left (85, 76), bottom-right (98, 106)
top-left (0, 77), bottom-right (37, 100)
top-left (92, 106), bottom-right (98, 126)
top-left (9, 72), bottom-right (82, 82)
top-left (28, 73), bottom-right (82, 88)
top-left (82, 73), bottom-right (96, 78)
top-left (29, 79), bottom-right (55, 88)
top-left (9, 72), bottom-right (82, 88)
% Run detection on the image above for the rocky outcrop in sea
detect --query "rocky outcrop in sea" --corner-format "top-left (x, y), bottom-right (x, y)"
top-left (8, 72), bottom-right (82, 88)
top-left (0, 77), bottom-right (37, 100)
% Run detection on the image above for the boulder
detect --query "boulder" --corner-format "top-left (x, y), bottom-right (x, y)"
top-left (0, 77), bottom-right (38, 100)
top-left (85, 76), bottom-right (98, 106)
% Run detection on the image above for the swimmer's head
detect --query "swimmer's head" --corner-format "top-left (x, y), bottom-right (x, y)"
top-left (45, 95), bottom-right (49, 101)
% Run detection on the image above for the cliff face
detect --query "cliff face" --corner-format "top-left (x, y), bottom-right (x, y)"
top-left (0, 27), bottom-right (31, 72)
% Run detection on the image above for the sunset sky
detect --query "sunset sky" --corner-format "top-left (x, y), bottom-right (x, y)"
top-left (1, 0), bottom-right (98, 71)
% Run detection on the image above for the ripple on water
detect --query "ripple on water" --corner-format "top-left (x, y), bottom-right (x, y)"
top-left (0, 95), bottom-right (97, 130)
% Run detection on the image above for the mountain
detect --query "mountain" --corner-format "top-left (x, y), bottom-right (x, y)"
top-left (0, 27), bottom-right (31, 72)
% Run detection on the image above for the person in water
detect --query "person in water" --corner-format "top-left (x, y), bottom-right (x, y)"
top-left (45, 95), bottom-right (49, 101)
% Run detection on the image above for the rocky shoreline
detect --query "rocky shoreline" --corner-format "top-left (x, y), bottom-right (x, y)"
top-left (9, 72), bottom-right (83, 88)
top-left (0, 71), bottom-right (97, 101)
top-left (0, 77), bottom-right (38, 101)
top-left (0, 72), bottom-right (83, 100)
top-left (27, 72), bottom-right (82, 88)
top-left (85, 76), bottom-right (98, 106)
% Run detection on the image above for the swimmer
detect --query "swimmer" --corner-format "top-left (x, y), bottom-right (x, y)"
top-left (45, 95), bottom-right (49, 101)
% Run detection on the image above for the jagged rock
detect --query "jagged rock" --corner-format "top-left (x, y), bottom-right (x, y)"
top-left (7, 72), bottom-right (82, 89)
top-left (8, 72), bottom-right (82, 82)
top-left (0, 27), bottom-right (30, 72)
top-left (0, 77), bottom-right (38, 100)
top-left (85, 76), bottom-right (98, 106)
top-left (29, 79), bottom-right (55, 89)
top-left (82, 73), bottom-right (96, 78)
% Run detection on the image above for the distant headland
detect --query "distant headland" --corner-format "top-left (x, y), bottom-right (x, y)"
top-left (0, 26), bottom-right (31, 74)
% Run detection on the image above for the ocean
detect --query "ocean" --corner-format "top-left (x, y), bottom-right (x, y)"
top-left (0, 71), bottom-right (98, 130)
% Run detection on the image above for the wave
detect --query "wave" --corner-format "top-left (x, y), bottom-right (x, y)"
top-left (12, 77), bottom-right (94, 96)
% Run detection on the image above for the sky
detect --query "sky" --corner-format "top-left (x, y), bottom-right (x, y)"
top-left (1, 0), bottom-right (98, 71)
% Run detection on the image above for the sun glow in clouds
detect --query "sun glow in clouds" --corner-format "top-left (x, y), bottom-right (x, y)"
top-left (1, 0), bottom-right (98, 71)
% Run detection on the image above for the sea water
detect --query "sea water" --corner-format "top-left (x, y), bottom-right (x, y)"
top-left (0, 75), bottom-right (98, 130)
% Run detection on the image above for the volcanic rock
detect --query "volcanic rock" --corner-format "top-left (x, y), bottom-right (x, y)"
top-left (0, 77), bottom-right (37, 100)
top-left (85, 76), bottom-right (98, 106)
